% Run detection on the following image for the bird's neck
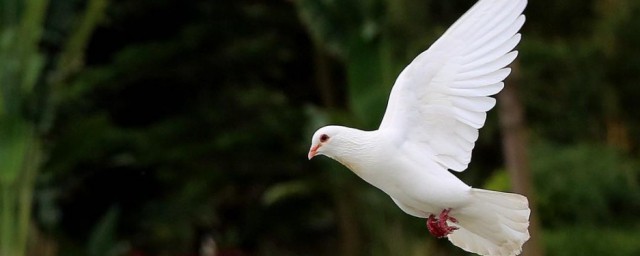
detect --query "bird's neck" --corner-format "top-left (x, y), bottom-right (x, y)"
top-left (332, 129), bottom-right (381, 169)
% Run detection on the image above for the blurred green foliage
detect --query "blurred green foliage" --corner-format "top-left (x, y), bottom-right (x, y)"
top-left (544, 226), bottom-right (640, 256)
top-left (0, 0), bottom-right (105, 255)
top-left (531, 142), bottom-right (640, 256)
top-left (0, 0), bottom-right (638, 255)
top-left (532, 142), bottom-right (640, 227)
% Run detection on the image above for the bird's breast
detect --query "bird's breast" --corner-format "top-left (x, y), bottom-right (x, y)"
top-left (344, 144), bottom-right (471, 212)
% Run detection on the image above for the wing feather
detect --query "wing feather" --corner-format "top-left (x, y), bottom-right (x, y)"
top-left (464, 8), bottom-right (526, 54)
top-left (459, 51), bottom-right (518, 74)
top-left (379, 0), bottom-right (527, 172)
top-left (454, 68), bottom-right (512, 88)
top-left (449, 82), bottom-right (504, 97)
top-left (463, 34), bottom-right (521, 66)
top-left (452, 96), bottom-right (496, 112)
top-left (454, 107), bottom-right (487, 129)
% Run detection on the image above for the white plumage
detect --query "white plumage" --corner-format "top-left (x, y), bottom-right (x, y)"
top-left (308, 0), bottom-right (530, 255)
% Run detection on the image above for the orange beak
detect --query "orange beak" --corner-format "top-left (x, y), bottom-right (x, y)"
top-left (308, 144), bottom-right (320, 160)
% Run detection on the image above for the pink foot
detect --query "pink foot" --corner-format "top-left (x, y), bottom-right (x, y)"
top-left (426, 208), bottom-right (458, 238)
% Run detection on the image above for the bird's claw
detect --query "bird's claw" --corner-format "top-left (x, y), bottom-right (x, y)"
top-left (426, 208), bottom-right (458, 238)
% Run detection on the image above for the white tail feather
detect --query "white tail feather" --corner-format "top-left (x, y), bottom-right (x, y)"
top-left (448, 189), bottom-right (530, 256)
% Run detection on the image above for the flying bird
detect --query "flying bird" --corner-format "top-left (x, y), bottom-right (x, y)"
top-left (307, 0), bottom-right (530, 255)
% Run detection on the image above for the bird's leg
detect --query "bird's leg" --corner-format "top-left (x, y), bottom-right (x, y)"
top-left (438, 208), bottom-right (459, 233)
top-left (426, 208), bottom-right (458, 238)
top-left (426, 214), bottom-right (440, 236)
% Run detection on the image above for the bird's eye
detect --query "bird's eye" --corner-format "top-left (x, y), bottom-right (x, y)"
top-left (320, 134), bottom-right (330, 143)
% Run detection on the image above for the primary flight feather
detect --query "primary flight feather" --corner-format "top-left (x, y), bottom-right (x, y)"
top-left (308, 0), bottom-right (530, 255)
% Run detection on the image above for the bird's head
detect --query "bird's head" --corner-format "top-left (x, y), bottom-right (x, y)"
top-left (308, 125), bottom-right (358, 160)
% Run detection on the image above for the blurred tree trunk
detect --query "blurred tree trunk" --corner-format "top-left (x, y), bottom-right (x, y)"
top-left (313, 44), bottom-right (337, 110)
top-left (0, 0), bottom-right (106, 255)
top-left (334, 190), bottom-right (361, 256)
top-left (313, 43), bottom-right (363, 256)
top-left (27, 225), bottom-right (57, 256)
top-left (594, 0), bottom-right (632, 152)
top-left (497, 61), bottom-right (544, 256)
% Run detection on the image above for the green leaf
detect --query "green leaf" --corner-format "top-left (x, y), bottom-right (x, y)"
top-left (0, 117), bottom-right (31, 185)
top-left (262, 180), bottom-right (313, 206)
top-left (20, 53), bottom-right (44, 94)
top-left (87, 206), bottom-right (121, 256)
top-left (483, 168), bottom-right (512, 192)
top-left (346, 39), bottom-right (388, 128)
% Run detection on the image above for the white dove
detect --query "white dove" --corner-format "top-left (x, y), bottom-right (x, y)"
top-left (307, 0), bottom-right (530, 255)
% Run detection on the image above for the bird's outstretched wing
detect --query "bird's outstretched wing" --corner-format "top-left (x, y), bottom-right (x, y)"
top-left (379, 0), bottom-right (526, 172)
